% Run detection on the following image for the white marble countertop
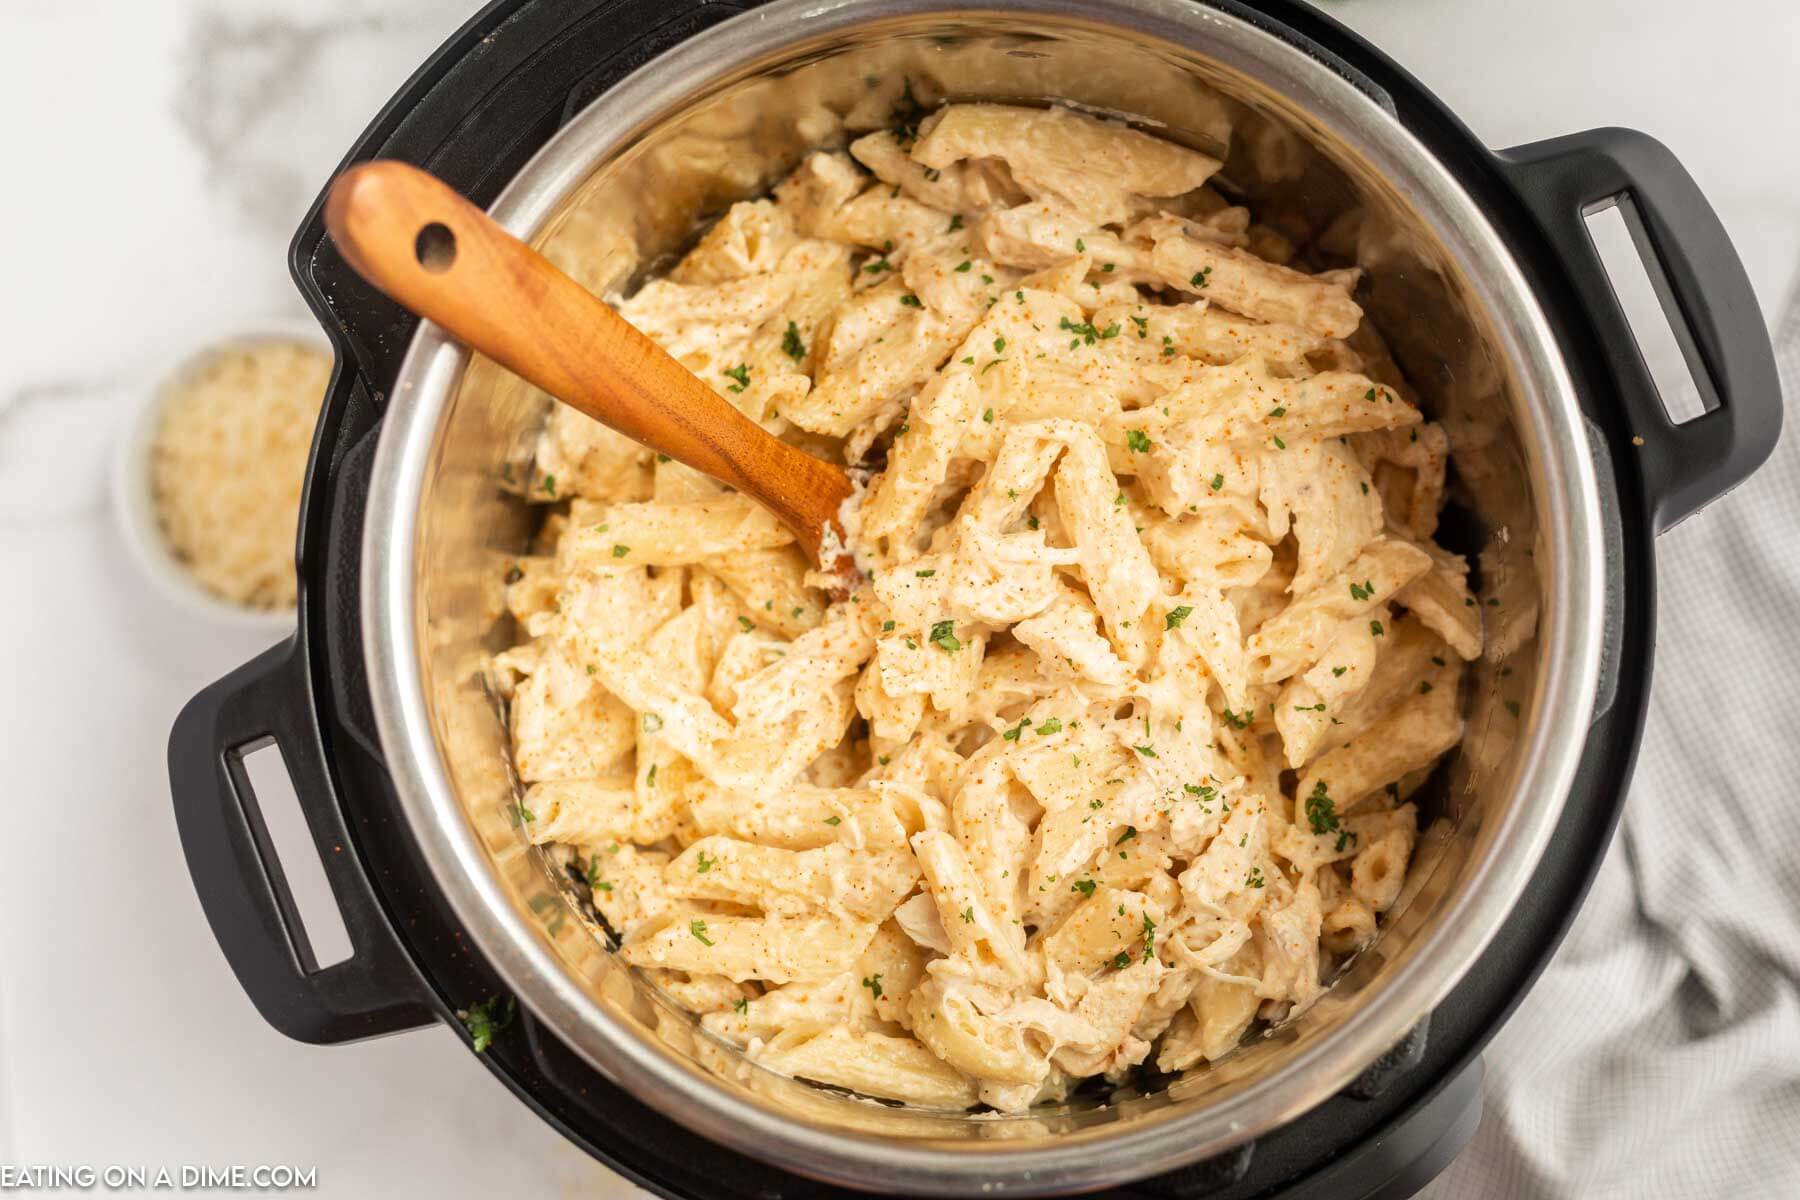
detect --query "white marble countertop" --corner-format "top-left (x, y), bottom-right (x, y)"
top-left (1, 1), bottom-right (1794, 1195)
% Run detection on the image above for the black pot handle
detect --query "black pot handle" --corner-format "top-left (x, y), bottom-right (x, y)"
top-left (169, 638), bottom-right (434, 1043)
top-left (1498, 128), bottom-right (1782, 531)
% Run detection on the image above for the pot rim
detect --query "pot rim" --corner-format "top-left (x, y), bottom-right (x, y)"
top-left (360, 0), bottom-right (1606, 1192)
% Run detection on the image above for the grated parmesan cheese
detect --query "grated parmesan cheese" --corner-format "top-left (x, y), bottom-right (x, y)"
top-left (150, 339), bottom-right (329, 610)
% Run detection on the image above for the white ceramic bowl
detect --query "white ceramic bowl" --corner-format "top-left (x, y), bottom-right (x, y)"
top-left (111, 318), bottom-right (330, 632)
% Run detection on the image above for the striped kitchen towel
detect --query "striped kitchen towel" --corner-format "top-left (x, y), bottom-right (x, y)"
top-left (1419, 275), bottom-right (1800, 1198)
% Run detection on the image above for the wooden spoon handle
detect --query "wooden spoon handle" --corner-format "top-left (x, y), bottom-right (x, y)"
top-left (323, 161), bottom-right (854, 570)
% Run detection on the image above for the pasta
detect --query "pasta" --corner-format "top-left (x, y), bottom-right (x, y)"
top-left (498, 102), bottom-right (1481, 1111)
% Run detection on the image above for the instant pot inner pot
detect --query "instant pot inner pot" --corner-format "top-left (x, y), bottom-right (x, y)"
top-left (411, 12), bottom-right (1546, 1150)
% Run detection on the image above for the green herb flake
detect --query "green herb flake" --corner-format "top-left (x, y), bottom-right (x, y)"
top-left (899, 293), bottom-right (923, 308)
top-left (1165, 605), bottom-right (1194, 630)
top-left (929, 619), bottom-right (962, 654)
top-left (954, 260), bottom-right (973, 273)
top-left (824, 815), bottom-right (842, 826)
top-left (722, 363), bottom-right (752, 393)
top-left (737, 616), bottom-right (755, 632)
top-left (1190, 267), bottom-right (1213, 289)
top-left (1035, 717), bottom-right (1063, 736)
top-left (696, 850), bottom-right (716, 874)
top-left (540, 474), bottom-right (557, 498)
top-left (1304, 780), bottom-right (1339, 835)
top-left (960, 906), bottom-right (975, 924)
top-left (689, 920), bottom-right (714, 946)
top-left (1115, 825), bottom-right (1139, 846)
top-left (781, 321), bottom-right (806, 362)
top-left (1126, 428), bottom-right (1152, 453)
top-left (458, 994), bottom-right (515, 1053)
top-left (982, 407), bottom-right (995, 423)
top-left (862, 974), bottom-right (884, 999)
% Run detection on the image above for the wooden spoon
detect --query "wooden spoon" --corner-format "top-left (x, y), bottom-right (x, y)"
top-left (324, 160), bottom-right (859, 591)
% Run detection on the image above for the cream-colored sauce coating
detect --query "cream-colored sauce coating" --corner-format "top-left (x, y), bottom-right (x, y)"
top-left (498, 103), bottom-right (1481, 1111)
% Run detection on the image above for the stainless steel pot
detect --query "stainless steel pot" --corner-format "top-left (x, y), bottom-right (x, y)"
top-left (173, 0), bottom-right (1781, 1195)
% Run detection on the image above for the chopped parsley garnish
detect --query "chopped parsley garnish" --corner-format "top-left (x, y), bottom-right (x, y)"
top-left (1165, 605), bottom-right (1194, 630)
top-left (1271, 435), bottom-right (1287, 450)
top-left (1420, 681), bottom-right (1434, 694)
top-left (1112, 951), bottom-right (1132, 970)
top-left (1035, 717), bottom-right (1063, 735)
top-left (540, 474), bottom-right (557, 498)
top-left (458, 994), bottom-right (515, 1053)
top-left (960, 906), bottom-right (975, 924)
top-left (696, 850), bottom-right (716, 874)
top-left (882, 620), bottom-right (897, 631)
top-left (1332, 666), bottom-right (1348, 677)
top-left (1071, 878), bottom-right (1097, 897)
top-left (1246, 866), bottom-right (1266, 889)
top-left (1001, 718), bottom-right (1030, 742)
top-left (1211, 473), bottom-right (1226, 491)
top-left (1102, 263), bottom-right (1115, 273)
top-left (1075, 237), bottom-right (1087, 251)
top-left (1129, 314), bottom-right (1149, 338)
top-left (981, 358), bottom-right (1006, 375)
top-left (994, 335), bottom-right (1007, 354)
top-left (1133, 744), bottom-right (1158, 758)
top-left (982, 407), bottom-right (994, 423)
top-left (824, 815), bottom-right (842, 826)
top-left (1222, 706), bottom-right (1254, 730)
top-left (1370, 619), bottom-right (1385, 637)
top-left (862, 973), bottom-right (884, 999)
top-left (929, 619), bottom-right (962, 653)
top-left (915, 569), bottom-right (936, 578)
top-left (1349, 580), bottom-right (1375, 601)
top-left (1304, 780), bottom-right (1339, 836)
top-left (689, 920), bottom-right (714, 946)
top-left (1115, 825), bottom-right (1138, 845)
top-left (645, 764), bottom-right (657, 787)
top-left (1058, 315), bottom-right (1120, 346)
top-left (722, 363), bottom-right (751, 393)
top-left (1126, 428), bottom-right (1152, 453)
top-left (899, 293), bottom-right (923, 308)
top-left (947, 214), bottom-right (964, 232)
top-left (737, 616), bottom-right (754, 632)
top-left (733, 998), bottom-right (748, 1013)
top-left (1269, 405), bottom-right (1287, 417)
top-left (781, 321), bottom-right (806, 362)
top-left (1190, 267), bottom-right (1213, 289)
top-left (1141, 912), bottom-right (1157, 962)
top-left (954, 260), bottom-right (972, 273)
top-left (864, 257), bottom-right (893, 274)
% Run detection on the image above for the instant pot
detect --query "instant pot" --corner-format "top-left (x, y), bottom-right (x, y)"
top-left (169, 1), bottom-right (1782, 1196)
